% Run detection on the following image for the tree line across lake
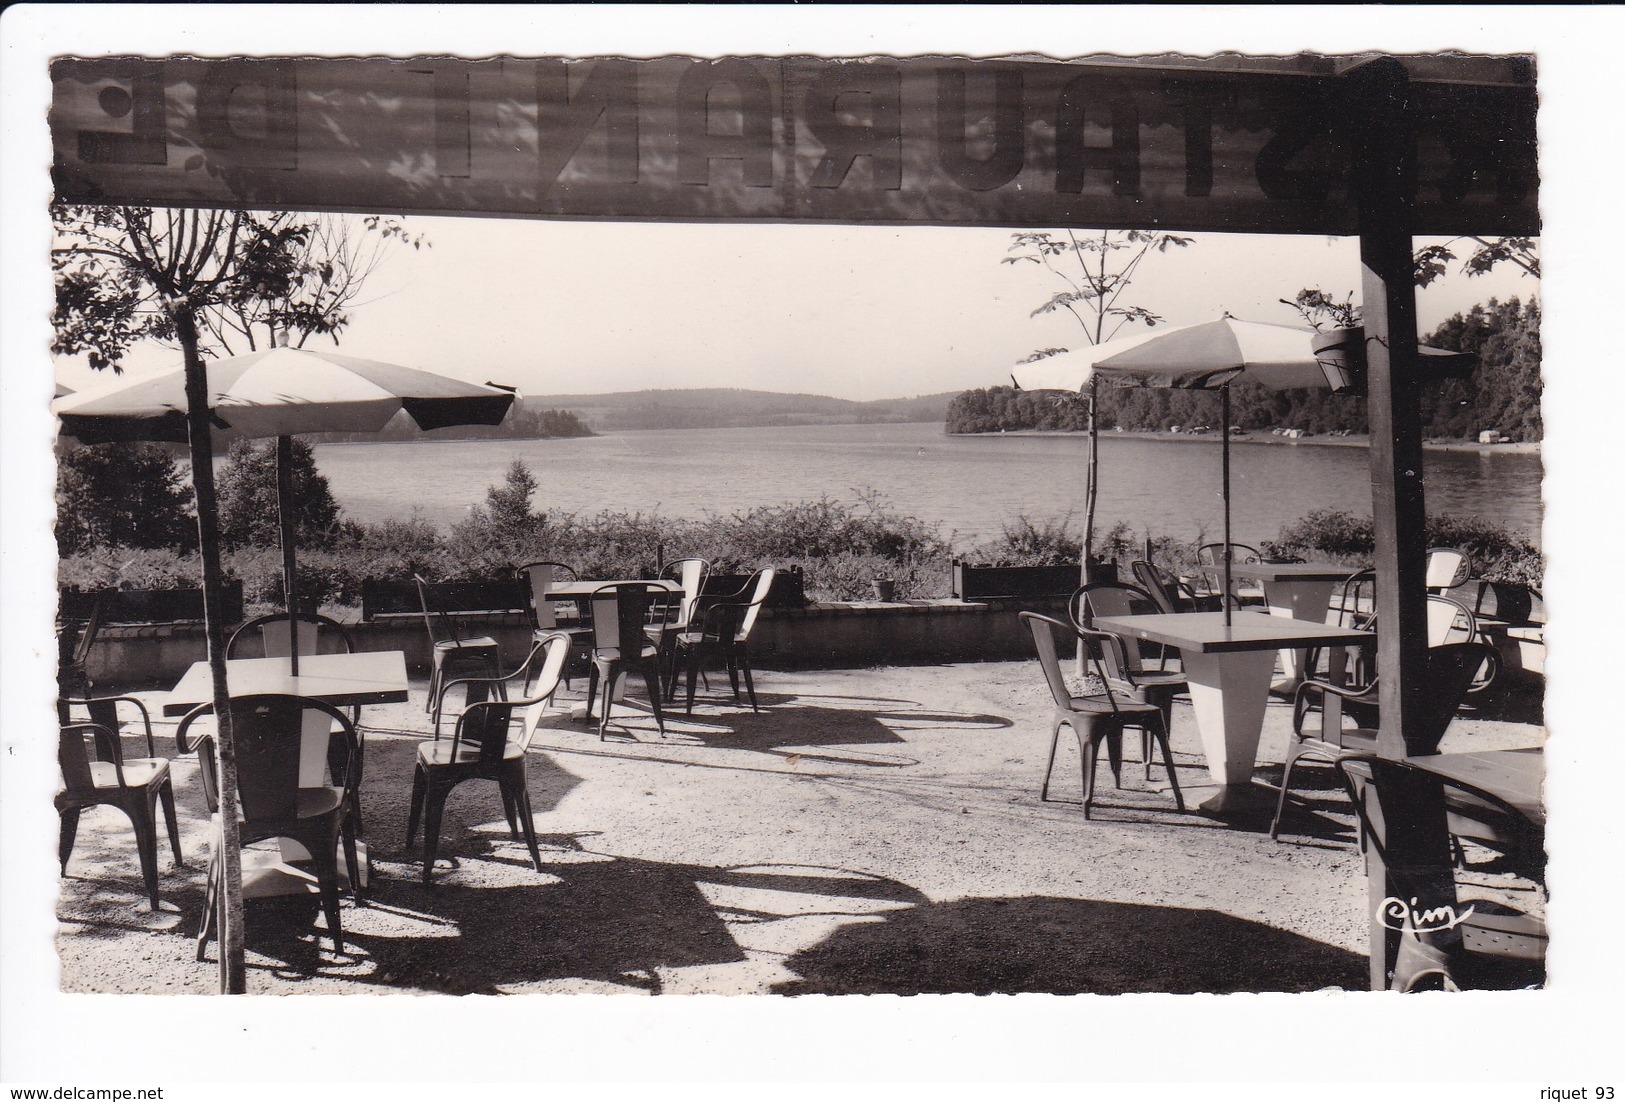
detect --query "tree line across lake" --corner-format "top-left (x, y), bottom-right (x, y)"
top-left (945, 299), bottom-right (1541, 441)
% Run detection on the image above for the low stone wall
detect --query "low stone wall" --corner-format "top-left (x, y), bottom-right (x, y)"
top-left (84, 598), bottom-right (1071, 691)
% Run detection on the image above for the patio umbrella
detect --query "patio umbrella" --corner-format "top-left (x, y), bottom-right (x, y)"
top-left (1011, 317), bottom-right (1473, 624)
top-left (54, 346), bottom-right (515, 671)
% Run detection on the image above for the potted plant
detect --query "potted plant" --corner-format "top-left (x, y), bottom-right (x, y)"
top-left (1312, 326), bottom-right (1367, 395)
top-left (871, 577), bottom-right (897, 602)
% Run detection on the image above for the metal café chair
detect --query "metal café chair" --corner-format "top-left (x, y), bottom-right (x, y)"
top-left (180, 695), bottom-right (363, 958)
top-left (584, 582), bottom-right (673, 739)
top-left (1021, 611), bottom-right (1185, 820)
top-left (1068, 582), bottom-right (1187, 779)
top-left (56, 717), bottom-right (184, 911)
top-left (409, 634), bottom-right (572, 885)
top-left (668, 567), bottom-right (776, 715)
top-left (1272, 641), bottom-right (1496, 841)
top-left (414, 573), bottom-right (502, 728)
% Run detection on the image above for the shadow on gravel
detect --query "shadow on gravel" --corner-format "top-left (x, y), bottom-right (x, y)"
top-left (205, 844), bottom-right (931, 994)
top-left (771, 894), bottom-right (1368, 995)
top-left (646, 692), bottom-right (1015, 756)
top-left (1249, 762), bottom-right (1363, 848)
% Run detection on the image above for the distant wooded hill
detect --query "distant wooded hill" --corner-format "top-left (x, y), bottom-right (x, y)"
top-left (520, 388), bottom-right (958, 431)
top-left (304, 388), bottom-right (955, 442)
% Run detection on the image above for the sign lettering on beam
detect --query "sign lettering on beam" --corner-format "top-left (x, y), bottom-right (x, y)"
top-left (49, 56), bottom-right (1539, 236)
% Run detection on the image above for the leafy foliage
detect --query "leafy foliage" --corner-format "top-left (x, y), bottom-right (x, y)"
top-left (215, 438), bottom-right (345, 551)
top-left (1263, 508), bottom-right (1542, 586)
top-left (1420, 298), bottom-right (1542, 442)
top-left (1414, 236), bottom-right (1540, 288)
top-left (1001, 228), bottom-right (1196, 556)
top-left (1003, 229), bottom-right (1195, 351)
top-left (1280, 288), bottom-right (1361, 331)
top-left (55, 443), bottom-right (196, 556)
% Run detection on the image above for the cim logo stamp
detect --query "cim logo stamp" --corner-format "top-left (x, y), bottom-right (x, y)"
top-left (1377, 895), bottom-right (1476, 933)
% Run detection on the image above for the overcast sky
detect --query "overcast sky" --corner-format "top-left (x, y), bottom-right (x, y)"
top-left (52, 219), bottom-right (1536, 402)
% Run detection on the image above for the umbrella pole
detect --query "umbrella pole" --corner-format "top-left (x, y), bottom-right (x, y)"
top-left (1222, 384), bottom-right (1233, 627)
top-left (1083, 375), bottom-right (1100, 568)
top-left (276, 436), bottom-right (301, 677)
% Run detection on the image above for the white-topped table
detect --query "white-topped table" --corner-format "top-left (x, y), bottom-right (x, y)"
top-left (164, 650), bottom-right (410, 717)
top-left (1091, 610), bottom-right (1374, 817)
top-left (1226, 561), bottom-right (1364, 684)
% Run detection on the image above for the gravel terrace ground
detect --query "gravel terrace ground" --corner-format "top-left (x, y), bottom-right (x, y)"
top-left (49, 658), bottom-right (1546, 996)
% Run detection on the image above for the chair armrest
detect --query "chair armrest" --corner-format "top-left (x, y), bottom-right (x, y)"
top-left (174, 703), bottom-right (214, 756)
top-left (62, 693), bottom-right (157, 757)
top-left (1296, 676), bottom-right (1380, 705)
top-left (693, 600), bottom-right (753, 637)
top-left (435, 674), bottom-right (510, 733)
top-left (1293, 676), bottom-right (1381, 736)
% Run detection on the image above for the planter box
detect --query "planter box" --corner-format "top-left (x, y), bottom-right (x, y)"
top-left (60, 582), bottom-right (244, 626)
top-left (702, 565), bottom-right (806, 609)
top-left (361, 577), bottom-right (527, 621)
top-left (952, 562), bottom-right (1085, 601)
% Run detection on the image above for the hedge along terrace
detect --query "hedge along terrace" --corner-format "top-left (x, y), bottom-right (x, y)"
top-left (57, 447), bottom-right (1544, 613)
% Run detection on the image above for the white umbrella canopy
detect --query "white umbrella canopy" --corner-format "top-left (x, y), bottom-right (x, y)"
top-left (54, 346), bottom-right (516, 668)
top-left (53, 346), bottom-right (514, 444)
top-left (1011, 316), bottom-right (1471, 393)
top-left (1011, 317), bottom-right (1475, 623)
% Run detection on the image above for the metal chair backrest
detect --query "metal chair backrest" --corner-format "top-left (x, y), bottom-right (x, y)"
top-left (237, 696), bottom-right (356, 821)
top-left (1329, 569), bottom-right (1377, 629)
top-left (517, 561), bottom-right (578, 631)
top-left (1425, 548), bottom-right (1473, 592)
top-left (589, 582), bottom-right (668, 656)
top-left (414, 573), bottom-right (464, 647)
top-left (1196, 542), bottom-right (1262, 601)
top-left (58, 722), bottom-right (123, 792)
top-left (228, 612), bottom-right (355, 660)
top-left (57, 589), bottom-right (111, 697)
top-left (661, 557), bottom-right (711, 630)
top-left (59, 588), bottom-right (110, 666)
top-left (178, 695), bottom-right (357, 818)
top-left (1021, 611), bottom-right (1133, 712)
top-left (1196, 541), bottom-right (1262, 571)
top-left (1069, 582), bottom-right (1159, 673)
top-left (452, 633), bottom-right (573, 762)
top-left (1426, 594), bottom-right (1479, 647)
top-left (1130, 560), bottom-right (1190, 615)
top-left (738, 568), bottom-right (777, 640)
top-left (56, 693), bottom-right (157, 756)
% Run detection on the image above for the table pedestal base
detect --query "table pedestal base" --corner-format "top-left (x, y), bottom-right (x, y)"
top-left (1181, 781), bottom-right (1281, 824)
top-left (1182, 649), bottom-right (1277, 786)
top-left (1262, 579), bottom-right (1337, 683)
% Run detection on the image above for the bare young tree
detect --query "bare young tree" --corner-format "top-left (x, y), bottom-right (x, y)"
top-left (54, 203), bottom-right (312, 993)
top-left (1003, 228), bottom-right (1194, 560)
top-left (199, 214), bottom-right (427, 353)
top-left (52, 204), bottom-right (424, 993)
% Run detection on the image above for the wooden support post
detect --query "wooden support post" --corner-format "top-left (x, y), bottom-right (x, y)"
top-left (1345, 58), bottom-right (1431, 759)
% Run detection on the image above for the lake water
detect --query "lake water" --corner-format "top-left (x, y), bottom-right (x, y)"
top-left (311, 421), bottom-right (1544, 550)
